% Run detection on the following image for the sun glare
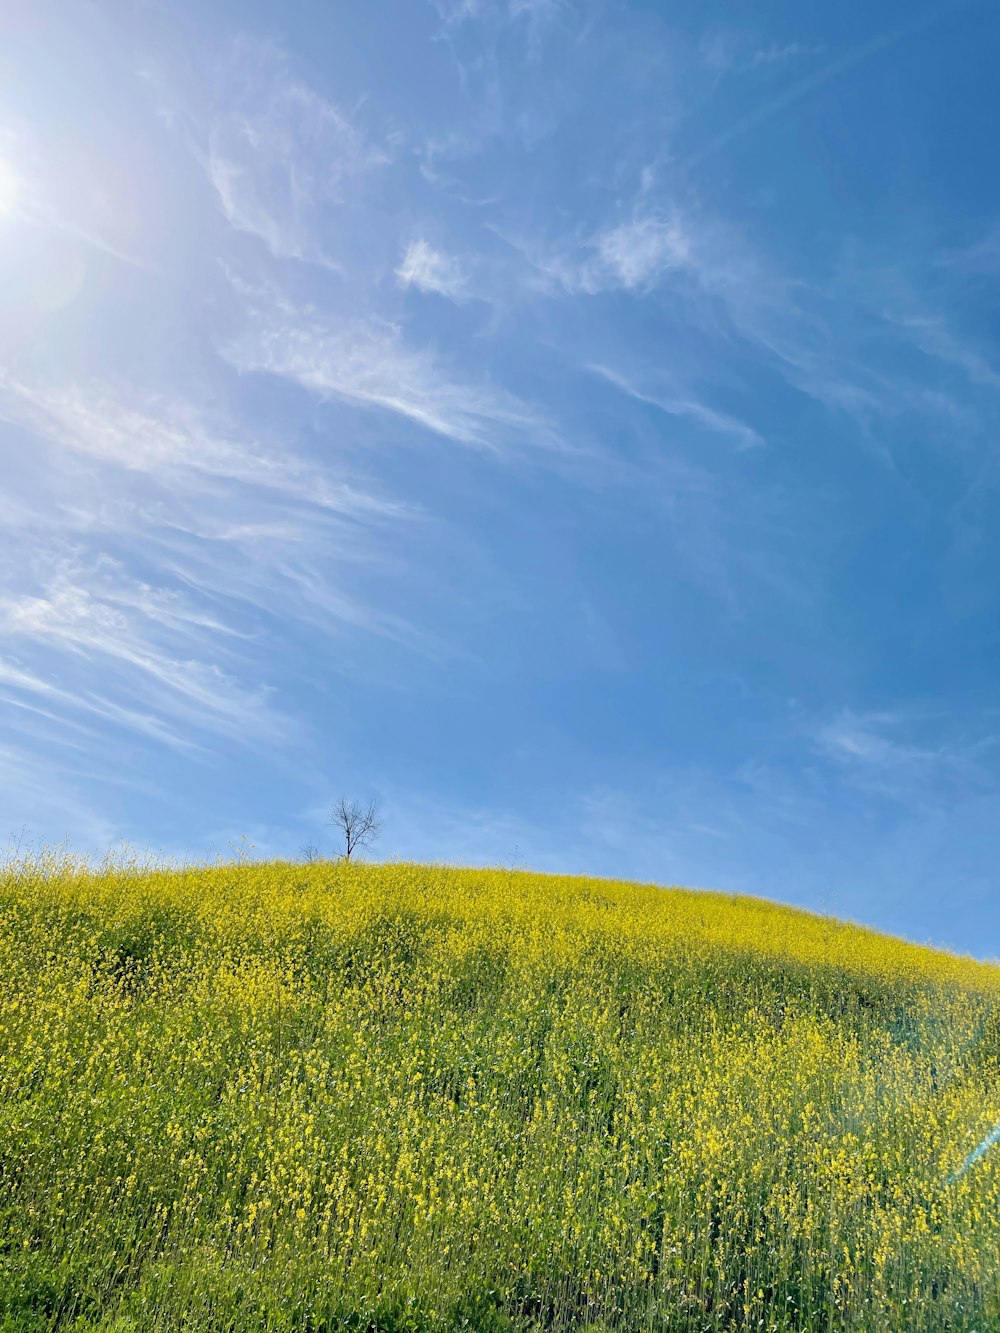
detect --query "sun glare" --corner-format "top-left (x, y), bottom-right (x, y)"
top-left (0, 158), bottom-right (21, 217)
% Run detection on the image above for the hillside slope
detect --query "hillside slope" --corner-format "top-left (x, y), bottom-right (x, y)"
top-left (1, 856), bottom-right (999, 1331)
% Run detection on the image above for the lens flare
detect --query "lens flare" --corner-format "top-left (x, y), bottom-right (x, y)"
top-left (949, 1120), bottom-right (1000, 1183)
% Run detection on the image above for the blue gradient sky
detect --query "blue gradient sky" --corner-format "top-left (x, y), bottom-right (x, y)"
top-left (2, 0), bottom-right (1000, 955)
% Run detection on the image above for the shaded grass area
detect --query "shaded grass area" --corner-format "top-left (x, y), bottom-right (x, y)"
top-left (1, 854), bottom-right (1000, 1330)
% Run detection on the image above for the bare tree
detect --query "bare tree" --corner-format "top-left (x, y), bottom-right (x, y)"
top-left (329, 797), bottom-right (382, 861)
top-left (300, 843), bottom-right (321, 864)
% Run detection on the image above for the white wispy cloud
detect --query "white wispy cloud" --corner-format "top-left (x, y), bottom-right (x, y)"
top-left (886, 311), bottom-right (1000, 393)
top-left (396, 238), bottom-right (470, 301)
top-left (537, 214), bottom-right (693, 296)
top-left (686, 11), bottom-right (949, 173)
top-left (747, 42), bottom-right (825, 69)
top-left (206, 39), bottom-right (388, 266)
top-left (529, 198), bottom-right (884, 425)
top-left (222, 287), bottom-right (567, 452)
top-left (941, 228), bottom-right (1000, 276)
top-left (594, 216), bottom-right (691, 290)
top-left (431, 0), bottom-right (566, 32)
top-left (0, 362), bottom-right (453, 639)
top-left (507, 0), bottom-right (572, 57)
top-left (0, 559), bottom-right (281, 746)
top-left (596, 204), bottom-right (947, 439)
top-left (0, 371), bottom-right (399, 518)
top-left (816, 711), bottom-right (932, 770)
top-left (0, 655), bottom-right (203, 753)
top-left (0, 364), bottom-right (440, 769)
top-left (519, 186), bottom-right (946, 450)
top-left (812, 708), bottom-right (997, 800)
top-left (589, 363), bottom-right (763, 450)
top-left (430, 0), bottom-right (484, 25)
top-left (701, 29), bottom-right (824, 75)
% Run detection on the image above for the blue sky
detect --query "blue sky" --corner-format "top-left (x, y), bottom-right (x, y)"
top-left (2, 0), bottom-right (1000, 955)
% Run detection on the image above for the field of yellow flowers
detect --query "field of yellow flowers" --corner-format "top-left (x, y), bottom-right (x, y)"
top-left (1, 852), bottom-right (1000, 1332)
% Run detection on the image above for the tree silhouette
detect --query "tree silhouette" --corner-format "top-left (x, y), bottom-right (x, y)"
top-left (329, 797), bottom-right (382, 861)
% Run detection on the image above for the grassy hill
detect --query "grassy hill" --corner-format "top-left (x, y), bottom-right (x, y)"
top-left (1, 854), bottom-right (999, 1332)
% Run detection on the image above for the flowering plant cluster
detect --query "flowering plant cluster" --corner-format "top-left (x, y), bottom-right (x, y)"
top-left (0, 851), bottom-right (997, 1330)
